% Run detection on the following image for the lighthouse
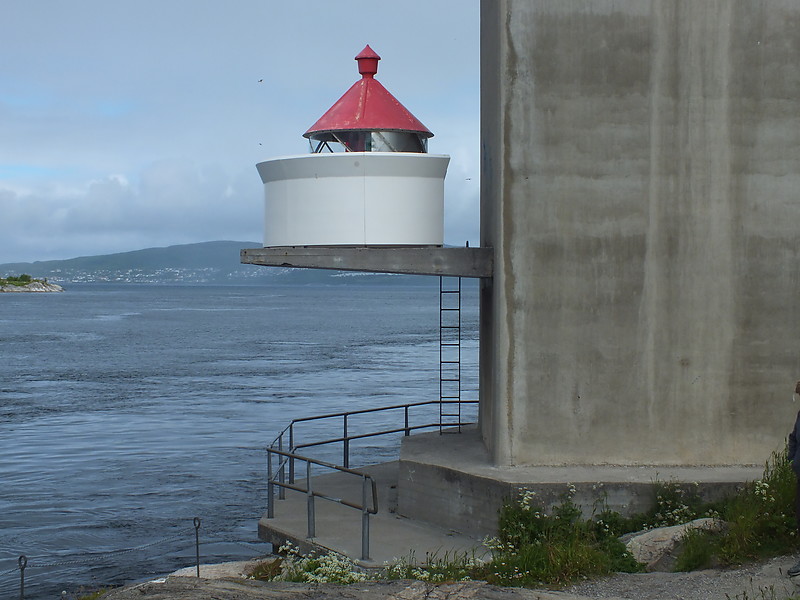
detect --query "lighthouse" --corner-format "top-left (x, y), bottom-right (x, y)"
top-left (256, 46), bottom-right (450, 247)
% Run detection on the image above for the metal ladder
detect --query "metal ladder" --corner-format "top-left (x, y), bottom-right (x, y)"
top-left (439, 276), bottom-right (462, 433)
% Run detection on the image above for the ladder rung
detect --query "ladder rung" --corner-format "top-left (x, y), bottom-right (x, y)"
top-left (440, 276), bottom-right (463, 429)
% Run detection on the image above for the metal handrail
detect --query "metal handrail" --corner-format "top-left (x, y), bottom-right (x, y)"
top-left (269, 399), bottom-right (478, 473)
top-left (266, 447), bottom-right (377, 560)
top-left (295, 422), bottom-right (445, 450)
top-left (265, 398), bottom-right (477, 561)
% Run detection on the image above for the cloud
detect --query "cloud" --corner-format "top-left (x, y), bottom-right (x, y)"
top-left (0, 160), bottom-right (263, 262)
top-left (0, 0), bottom-right (479, 262)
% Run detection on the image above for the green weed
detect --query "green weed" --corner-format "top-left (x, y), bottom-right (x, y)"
top-left (671, 448), bottom-right (799, 570)
top-left (483, 448), bottom-right (799, 583)
top-left (74, 589), bottom-right (112, 600)
top-left (724, 581), bottom-right (800, 599)
top-left (382, 550), bottom-right (486, 582)
top-left (674, 527), bottom-right (719, 571)
top-left (486, 485), bottom-right (643, 586)
top-left (258, 542), bottom-right (368, 584)
top-left (0, 274), bottom-right (34, 286)
top-left (716, 449), bottom-right (797, 564)
top-left (247, 557), bottom-right (284, 581)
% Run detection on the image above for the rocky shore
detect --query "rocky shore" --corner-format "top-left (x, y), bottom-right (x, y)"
top-left (97, 554), bottom-right (800, 600)
top-left (0, 281), bottom-right (64, 292)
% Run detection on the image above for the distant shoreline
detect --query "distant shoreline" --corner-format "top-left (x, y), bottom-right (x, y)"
top-left (0, 281), bottom-right (64, 293)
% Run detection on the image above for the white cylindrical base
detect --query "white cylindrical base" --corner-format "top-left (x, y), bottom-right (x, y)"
top-left (256, 152), bottom-right (449, 247)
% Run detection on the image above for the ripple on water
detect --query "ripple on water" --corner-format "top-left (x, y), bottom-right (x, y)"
top-left (0, 283), bottom-right (479, 599)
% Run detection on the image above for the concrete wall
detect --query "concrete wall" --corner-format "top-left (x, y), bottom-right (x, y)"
top-left (480, 0), bottom-right (800, 466)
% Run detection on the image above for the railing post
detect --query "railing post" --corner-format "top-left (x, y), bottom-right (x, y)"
top-left (289, 425), bottom-right (295, 484)
top-left (361, 476), bottom-right (370, 560)
top-left (278, 434), bottom-right (286, 500)
top-left (404, 405), bottom-right (410, 436)
top-left (267, 450), bottom-right (275, 519)
top-left (343, 414), bottom-right (349, 468)
top-left (193, 517), bottom-right (201, 577)
top-left (306, 461), bottom-right (315, 539)
top-left (18, 555), bottom-right (26, 600)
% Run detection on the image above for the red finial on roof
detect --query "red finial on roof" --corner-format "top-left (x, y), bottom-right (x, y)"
top-left (304, 45), bottom-right (432, 140)
top-left (355, 45), bottom-right (380, 78)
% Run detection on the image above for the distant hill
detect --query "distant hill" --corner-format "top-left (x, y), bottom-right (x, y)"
top-left (1, 241), bottom-right (254, 274)
top-left (0, 241), bottom-right (438, 286)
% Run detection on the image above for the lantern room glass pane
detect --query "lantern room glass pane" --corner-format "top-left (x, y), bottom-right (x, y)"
top-left (310, 131), bottom-right (428, 153)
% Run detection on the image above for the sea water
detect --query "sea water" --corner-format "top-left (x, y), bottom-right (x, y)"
top-left (0, 282), bottom-right (478, 599)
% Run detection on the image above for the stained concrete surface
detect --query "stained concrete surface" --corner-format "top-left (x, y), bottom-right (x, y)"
top-left (259, 430), bottom-right (764, 556)
top-left (480, 0), bottom-right (800, 467)
top-left (257, 461), bottom-right (485, 566)
top-left (397, 427), bottom-right (763, 536)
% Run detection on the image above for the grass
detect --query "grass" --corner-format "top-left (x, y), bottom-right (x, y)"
top-left (250, 543), bottom-right (368, 584)
top-left (724, 583), bottom-right (800, 600)
top-left (674, 448), bottom-right (798, 570)
top-left (74, 589), bottom-right (112, 600)
top-left (248, 557), bottom-right (284, 581)
top-left (382, 550), bottom-right (485, 583)
top-left (485, 485), bottom-right (643, 586)
top-left (488, 447), bottom-right (799, 583)
top-left (1, 273), bottom-right (46, 286)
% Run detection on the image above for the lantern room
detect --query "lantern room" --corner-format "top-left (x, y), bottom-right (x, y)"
top-left (256, 45), bottom-right (449, 247)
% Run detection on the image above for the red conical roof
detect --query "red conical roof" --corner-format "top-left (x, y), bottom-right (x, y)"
top-left (304, 45), bottom-right (433, 139)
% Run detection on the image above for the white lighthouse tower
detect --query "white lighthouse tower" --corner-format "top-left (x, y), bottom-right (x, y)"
top-left (256, 45), bottom-right (450, 247)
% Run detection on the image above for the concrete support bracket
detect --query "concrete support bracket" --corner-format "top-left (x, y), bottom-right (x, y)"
top-left (240, 246), bottom-right (493, 278)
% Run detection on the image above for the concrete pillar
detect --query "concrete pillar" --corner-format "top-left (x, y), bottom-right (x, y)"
top-left (480, 0), bottom-right (800, 466)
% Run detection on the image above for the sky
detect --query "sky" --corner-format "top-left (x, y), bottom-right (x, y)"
top-left (0, 1), bottom-right (479, 263)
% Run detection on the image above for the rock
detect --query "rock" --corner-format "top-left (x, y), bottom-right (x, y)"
top-left (100, 578), bottom-right (579, 600)
top-left (168, 558), bottom-right (277, 579)
top-left (0, 281), bottom-right (64, 292)
top-left (100, 558), bottom-right (581, 600)
top-left (78, 554), bottom-right (800, 600)
top-left (623, 518), bottom-right (726, 572)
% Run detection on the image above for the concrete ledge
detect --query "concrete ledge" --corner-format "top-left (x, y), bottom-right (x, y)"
top-left (397, 428), bottom-right (764, 537)
top-left (257, 462), bottom-right (484, 566)
top-left (240, 246), bottom-right (493, 278)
